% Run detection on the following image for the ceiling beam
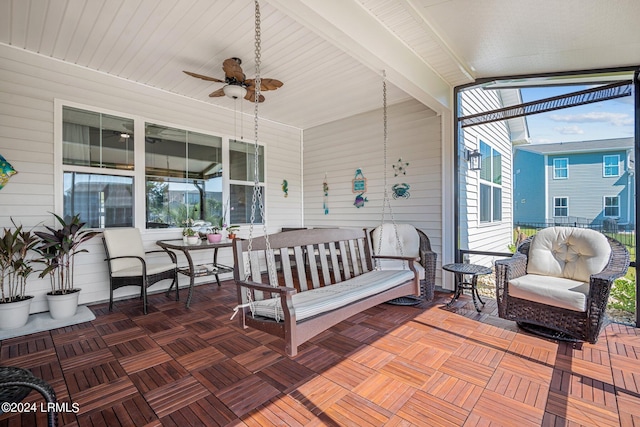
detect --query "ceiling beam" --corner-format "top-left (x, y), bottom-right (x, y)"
top-left (266, 0), bottom-right (452, 114)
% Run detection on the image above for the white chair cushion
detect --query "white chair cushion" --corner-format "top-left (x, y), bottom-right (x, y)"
top-left (371, 224), bottom-right (423, 279)
top-left (249, 270), bottom-right (415, 321)
top-left (111, 262), bottom-right (176, 278)
top-left (526, 227), bottom-right (611, 282)
top-left (509, 274), bottom-right (589, 312)
top-left (104, 228), bottom-right (175, 275)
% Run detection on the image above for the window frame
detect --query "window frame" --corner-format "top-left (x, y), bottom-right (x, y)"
top-left (604, 196), bottom-right (620, 218)
top-left (55, 100), bottom-right (267, 230)
top-left (553, 158), bottom-right (569, 180)
top-left (478, 139), bottom-right (503, 224)
top-left (603, 154), bottom-right (620, 177)
top-left (553, 196), bottom-right (569, 217)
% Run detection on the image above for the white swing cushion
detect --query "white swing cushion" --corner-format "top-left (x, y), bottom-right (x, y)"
top-left (249, 270), bottom-right (415, 321)
top-left (371, 224), bottom-right (424, 280)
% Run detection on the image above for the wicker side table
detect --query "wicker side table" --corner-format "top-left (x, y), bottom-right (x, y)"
top-left (0, 366), bottom-right (58, 427)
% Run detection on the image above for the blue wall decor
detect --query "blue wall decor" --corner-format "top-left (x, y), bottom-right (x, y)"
top-left (0, 154), bottom-right (17, 190)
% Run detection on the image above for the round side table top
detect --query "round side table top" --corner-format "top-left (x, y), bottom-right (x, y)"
top-left (442, 263), bottom-right (492, 275)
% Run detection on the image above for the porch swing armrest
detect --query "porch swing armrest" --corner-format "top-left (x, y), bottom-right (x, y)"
top-left (235, 279), bottom-right (297, 297)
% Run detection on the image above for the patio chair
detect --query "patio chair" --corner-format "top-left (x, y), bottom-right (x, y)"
top-left (370, 223), bottom-right (437, 303)
top-left (494, 226), bottom-right (629, 343)
top-left (0, 366), bottom-right (57, 427)
top-left (102, 228), bottom-right (178, 314)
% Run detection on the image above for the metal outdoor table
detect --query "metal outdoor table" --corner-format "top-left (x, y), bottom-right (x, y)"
top-left (442, 262), bottom-right (492, 312)
top-left (156, 239), bottom-right (234, 308)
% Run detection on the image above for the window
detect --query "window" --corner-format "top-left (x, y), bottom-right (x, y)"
top-left (604, 196), bottom-right (620, 217)
top-left (479, 140), bottom-right (502, 223)
top-left (229, 140), bottom-right (265, 224)
top-left (61, 105), bottom-right (267, 230)
top-left (62, 106), bottom-right (135, 228)
top-left (553, 158), bottom-right (568, 179)
top-left (554, 197), bottom-right (568, 217)
top-left (145, 123), bottom-right (223, 228)
top-left (603, 155), bottom-right (620, 177)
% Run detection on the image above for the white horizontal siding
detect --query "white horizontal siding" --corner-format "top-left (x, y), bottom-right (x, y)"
top-left (459, 87), bottom-right (514, 266)
top-left (303, 99), bottom-right (444, 285)
top-left (0, 44), bottom-right (301, 313)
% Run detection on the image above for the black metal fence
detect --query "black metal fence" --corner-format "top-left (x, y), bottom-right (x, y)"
top-left (514, 221), bottom-right (636, 251)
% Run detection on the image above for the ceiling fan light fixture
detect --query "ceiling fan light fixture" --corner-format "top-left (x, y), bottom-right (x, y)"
top-left (223, 84), bottom-right (247, 99)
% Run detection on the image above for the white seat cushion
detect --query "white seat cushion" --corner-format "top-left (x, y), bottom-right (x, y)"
top-left (111, 262), bottom-right (176, 278)
top-left (249, 270), bottom-right (415, 321)
top-left (372, 224), bottom-right (424, 280)
top-left (509, 274), bottom-right (589, 312)
top-left (527, 227), bottom-right (611, 282)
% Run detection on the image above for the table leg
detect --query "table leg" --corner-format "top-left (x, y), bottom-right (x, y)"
top-left (446, 272), bottom-right (464, 307)
top-left (470, 275), bottom-right (485, 312)
top-left (183, 249), bottom-right (196, 308)
top-left (212, 247), bottom-right (221, 287)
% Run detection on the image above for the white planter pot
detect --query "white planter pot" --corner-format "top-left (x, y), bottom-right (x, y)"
top-left (47, 289), bottom-right (81, 320)
top-left (0, 296), bottom-right (33, 330)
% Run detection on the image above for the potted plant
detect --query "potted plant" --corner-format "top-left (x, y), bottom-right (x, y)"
top-left (0, 221), bottom-right (39, 329)
top-left (35, 213), bottom-right (99, 319)
top-left (206, 226), bottom-right (223, 243)
top-left (226, 225), bottom-right (240, 240)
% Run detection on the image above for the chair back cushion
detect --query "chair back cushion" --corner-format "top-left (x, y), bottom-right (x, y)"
top-left (371, 224), bottom-right (423, 278)
top-left (527, 227), bottom-right (611, 282)
top-left (103, 228), bottom-right (146, 273)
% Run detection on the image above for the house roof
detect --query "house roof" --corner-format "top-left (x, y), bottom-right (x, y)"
top-left (1, 1), bottom-right (639, 129)
top-left (515, 137), bottom-right (634, 155)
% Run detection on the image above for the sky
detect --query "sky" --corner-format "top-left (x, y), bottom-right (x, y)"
top-left (520, 85), bottom-right (635, 144)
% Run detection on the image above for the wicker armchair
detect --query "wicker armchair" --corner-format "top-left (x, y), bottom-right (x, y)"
top-left (495, 227), bottom-right (629, 343)
top-left (370, 224), bottom-right (437, 303)
top-left (0, 366), bottom-right (57, 426)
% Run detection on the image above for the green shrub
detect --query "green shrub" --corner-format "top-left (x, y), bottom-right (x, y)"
top-left (608, 272), bottom-right (636, 313)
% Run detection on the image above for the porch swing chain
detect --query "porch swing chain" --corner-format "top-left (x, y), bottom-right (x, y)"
top-left (245, 0), bottom-right (279, 320)
top-left (376, 71), bottom-right (404, 270)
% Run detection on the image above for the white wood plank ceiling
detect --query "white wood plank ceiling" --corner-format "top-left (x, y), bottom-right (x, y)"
top-left (1, 0), bottom-right (639, 129)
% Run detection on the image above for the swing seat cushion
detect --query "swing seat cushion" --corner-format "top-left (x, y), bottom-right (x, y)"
top-left (372, 224), bottom-right (424, 280)
top-left (249, 270), bottom-right (415, 321)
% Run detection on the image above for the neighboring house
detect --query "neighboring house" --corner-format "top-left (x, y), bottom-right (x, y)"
top-left (514, 138), bottom-right (635, 229)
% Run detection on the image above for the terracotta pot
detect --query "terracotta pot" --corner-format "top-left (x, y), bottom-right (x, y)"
top-left (228, 233), bottom-right (237, 240)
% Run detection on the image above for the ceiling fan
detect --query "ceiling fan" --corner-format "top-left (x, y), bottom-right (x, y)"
top-left (184, 57), bottom-right (283, 103)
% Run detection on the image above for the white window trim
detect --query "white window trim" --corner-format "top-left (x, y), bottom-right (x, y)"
top-left (603, 154), bottom-right (620, 177)
top-left (55, 99), bottom-right (267, 230)
top-left (553, 158), bottom-right (569, 180)
top-left (553, 196), bottom-right (569, 217)
top-left (603, 195), bottom-right (620, 218)
top-left (478, 139), bottom-right (503, 224)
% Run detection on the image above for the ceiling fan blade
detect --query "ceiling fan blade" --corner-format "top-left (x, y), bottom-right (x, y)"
top-left (183, 70), bottom-right (225, 83)
top-left (245, 78), bottom-right (283, 91)
top-left (245, 89), bottom-right (265, 103)
top-left (209, 88), bottom-right (226, 97)
top-left (222, 58), bottom-right (246, 82)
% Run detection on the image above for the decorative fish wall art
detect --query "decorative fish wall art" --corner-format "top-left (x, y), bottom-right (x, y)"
top-left (0, 154), bottom-right (17, 190)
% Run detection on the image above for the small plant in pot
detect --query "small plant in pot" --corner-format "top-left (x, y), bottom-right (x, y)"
top-left (35, 213), bottom-right (99, 319)
top-left (206, 226), bottom-right (223, 243)
top-left (226, 225), bottom-right (240, 240)
top-left (0, 221), bottom-right (39, 330)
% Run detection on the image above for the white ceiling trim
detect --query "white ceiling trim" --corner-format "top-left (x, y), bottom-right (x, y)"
top-left (266, 0), bottom-right (452, 114)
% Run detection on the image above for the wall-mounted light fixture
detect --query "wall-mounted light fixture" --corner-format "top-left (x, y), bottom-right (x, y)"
top-left (465, 149), bottom-right (482, 171)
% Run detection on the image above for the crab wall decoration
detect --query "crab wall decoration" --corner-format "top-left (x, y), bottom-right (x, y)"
top-left (392, 183), bottom-right (410, 199)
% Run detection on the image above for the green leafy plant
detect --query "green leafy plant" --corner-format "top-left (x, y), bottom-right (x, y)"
top-left (608, 273), bottom-right (636, 313)
top-left (35, 213), bottom-right (99, 295)
top-left (0, 220), bottom-right (39, 302)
